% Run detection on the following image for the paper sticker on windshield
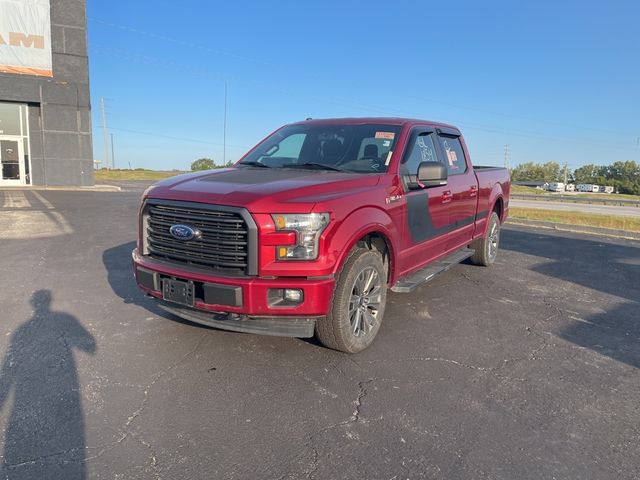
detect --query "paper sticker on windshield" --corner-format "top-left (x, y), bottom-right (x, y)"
top-left (375, 132), bottom-right (395, 140)
top-left (385, 151), bottom-right (393, 165)
top-left (382, 140), bottom-right (391, 147)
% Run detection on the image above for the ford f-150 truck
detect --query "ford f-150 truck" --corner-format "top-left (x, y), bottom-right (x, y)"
top-left (133, 118), bottom-right (510, 353)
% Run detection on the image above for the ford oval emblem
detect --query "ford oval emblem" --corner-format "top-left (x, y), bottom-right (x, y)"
top-left (169, 224), bottom-right (201, 241)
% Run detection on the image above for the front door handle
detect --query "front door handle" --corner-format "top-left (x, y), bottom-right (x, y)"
top-left (469, 185), bottom-right (478, 198)
top-left (441, 190), bottom-right (453, 204)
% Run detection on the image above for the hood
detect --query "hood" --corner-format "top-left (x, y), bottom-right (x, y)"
top-left (147, 167), bottom-right (381, 213)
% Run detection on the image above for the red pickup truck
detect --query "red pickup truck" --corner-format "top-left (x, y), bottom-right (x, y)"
top-left (133, 118), bottom-right (510, 352)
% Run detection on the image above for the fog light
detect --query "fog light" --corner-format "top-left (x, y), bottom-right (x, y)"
top-left (267, 288), bottom-right (304, 307)
top-left (284, 288), bottom-right (303, 303)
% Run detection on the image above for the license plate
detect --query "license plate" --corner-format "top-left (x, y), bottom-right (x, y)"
top-left (162, 278), bottom-right (195, 307)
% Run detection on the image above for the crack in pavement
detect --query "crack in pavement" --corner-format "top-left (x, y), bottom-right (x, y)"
top-left (364, 357), bottom-right (525, 382)
top-left (292, 379), bottom-right (373, 480)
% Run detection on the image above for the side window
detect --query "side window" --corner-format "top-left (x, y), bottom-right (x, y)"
top-left (258, 133), bottom-right (306, 166)
top-left (401, 133), bottom-right (438, 177)
top-left (437, 135), bottom-right (467, 175)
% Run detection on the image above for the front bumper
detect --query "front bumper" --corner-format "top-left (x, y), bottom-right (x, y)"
top-left (157, 302), bottom-right (317, 337)
top-left (132, 249), bottom-right (335, 337)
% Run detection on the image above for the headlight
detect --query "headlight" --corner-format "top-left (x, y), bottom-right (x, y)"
top-left (272, 213), bottom-right (330, 260)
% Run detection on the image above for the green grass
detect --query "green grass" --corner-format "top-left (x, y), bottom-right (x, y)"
top-left (569, 192), bottom-right (640, 201)
top-left (509, 207), bottom-right (640, 232)
top-left (511, 184), bottom-right (640, 201)
top-left (94, 169), bottom-right (186, 181)
top-left (511, 185), bottom-right (549, 195)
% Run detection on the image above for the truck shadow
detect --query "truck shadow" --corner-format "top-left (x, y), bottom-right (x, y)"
top-left (102, 241), bottom-right (231, 332)
top-left (102, 241), bottom-right (162, 314)
top-left (0, 290), bottom-right (96, 479)
top-left (501, 228), bottom-right (640, 368)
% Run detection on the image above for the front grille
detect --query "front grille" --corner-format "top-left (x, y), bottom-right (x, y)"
top-left (144, 201), bottom-right (253, 275)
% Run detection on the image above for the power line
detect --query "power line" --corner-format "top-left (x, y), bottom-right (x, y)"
top-left (100, 97), bottom-right (110, 169)
top-left (92, 125), bottom-right (250, 149)
top-left (89, 17), bottom-right (639, 139)
top-left (88, 17), bottom-right (272, 67)
top-left (223, 81), bottom-right (227, 165)
top-left (110, 133), bottom-right (115, 169)
top-left (91, 45), bottom-right (640, 153)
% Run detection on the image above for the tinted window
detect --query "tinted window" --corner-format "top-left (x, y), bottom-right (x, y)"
top-left (240, 124), bottom-right (402, 173)
top-left (437, 135), bottom-right (467, 175)
top-left (401, 133), bottom-right (438, 178)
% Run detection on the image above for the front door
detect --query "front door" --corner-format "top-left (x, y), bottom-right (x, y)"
top-left (397, 129), bottom-right (451, 276)
top-left (0, 137), bottom-right (24, 185)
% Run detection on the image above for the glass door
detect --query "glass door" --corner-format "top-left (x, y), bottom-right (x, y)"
top-left (0, 137), bottom-right (25, 185)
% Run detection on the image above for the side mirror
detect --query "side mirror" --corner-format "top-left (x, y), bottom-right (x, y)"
top-left (417, 161), bottom-right (448, 187)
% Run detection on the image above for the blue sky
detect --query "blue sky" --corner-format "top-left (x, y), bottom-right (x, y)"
top-left (87, 0), bottom-right (639, 171)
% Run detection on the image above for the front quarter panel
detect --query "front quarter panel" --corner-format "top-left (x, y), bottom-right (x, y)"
top-left (326, 207), bottom-right (400, 283)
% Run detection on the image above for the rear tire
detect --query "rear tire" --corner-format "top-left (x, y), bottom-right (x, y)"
top-left (469, 212), bottom-right (501, 266)
top-left (316, 248), bottom-right (387, 353)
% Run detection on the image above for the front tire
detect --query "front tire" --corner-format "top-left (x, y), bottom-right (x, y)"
top-left (470, 212), bottom-right (501, 266)
top-left (316, 248), bottom-right (387, 353)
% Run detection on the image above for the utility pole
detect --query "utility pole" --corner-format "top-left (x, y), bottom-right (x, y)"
top-left (223, 81), bottom-right (227, 166)
top-left (563, 162), bottom-right (568, 185)
top-left (110, 133), bottom-right (115, 170)
top-left (503, 144), bottom-right (509, 169)
top-left (100, 97), bottom-right (110, 169)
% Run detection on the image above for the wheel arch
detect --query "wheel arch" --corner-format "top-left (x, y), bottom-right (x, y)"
top-left (492, 195), bottom-right (504, 222)
top-left (328, 208), bottom-right (399, 286)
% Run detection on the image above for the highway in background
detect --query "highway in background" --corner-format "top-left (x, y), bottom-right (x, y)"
top-left (511, 198), bottom-right (640, 217)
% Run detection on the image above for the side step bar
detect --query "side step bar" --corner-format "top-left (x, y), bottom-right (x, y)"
top-left (391, 248), bottom-right (475, 293)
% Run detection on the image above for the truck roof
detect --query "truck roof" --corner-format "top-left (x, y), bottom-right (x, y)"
top-left (290, 117), bottom-right (461, 133)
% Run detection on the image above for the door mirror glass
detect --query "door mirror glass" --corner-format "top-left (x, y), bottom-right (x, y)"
top-left (417, 161), bottom-right (448, 187)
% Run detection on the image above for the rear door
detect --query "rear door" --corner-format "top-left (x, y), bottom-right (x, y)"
top-left (397, 128), bottom-right (450, 275)
top-left (434, 130), bottom-right (479, 252)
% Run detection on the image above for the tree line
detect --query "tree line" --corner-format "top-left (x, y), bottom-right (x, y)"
top-left (511, 161), bottom-right (640, 195)
top-left (191, 158), bottom-right (234, 171)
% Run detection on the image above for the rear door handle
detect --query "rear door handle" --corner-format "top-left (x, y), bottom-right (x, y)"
top-left (441, 190), bottom-right (453, 204)
top-left (469, 185), bottom-right (478, 197)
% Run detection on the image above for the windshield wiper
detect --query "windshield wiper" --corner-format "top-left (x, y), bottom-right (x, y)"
top-left (238, 161), bottom-right (271, 168)
top-left (295, 162), bottom-right (344, 172)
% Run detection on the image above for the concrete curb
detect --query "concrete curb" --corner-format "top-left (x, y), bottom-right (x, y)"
top-left (506, 218), bottom-right (640, 241)
top-left (0, 184), bottom-right (121, 192)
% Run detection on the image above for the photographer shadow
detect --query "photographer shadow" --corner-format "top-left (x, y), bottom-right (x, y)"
top-left (0, 290), bottom-right (96, 479)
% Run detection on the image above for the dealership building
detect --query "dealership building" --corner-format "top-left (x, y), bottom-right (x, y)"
top-left (0, 0), bottom-right (93, 187)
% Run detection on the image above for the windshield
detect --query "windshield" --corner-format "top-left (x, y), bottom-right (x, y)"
top-left (239, 123), bottom-right (402, 173)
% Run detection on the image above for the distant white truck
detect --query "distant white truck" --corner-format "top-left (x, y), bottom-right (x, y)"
top-left (565, 184), bottom-right (575, 192)
top-left (600, 185), bottom-right (614, 194)
top-left (546, 182), bottom-right (565, 192)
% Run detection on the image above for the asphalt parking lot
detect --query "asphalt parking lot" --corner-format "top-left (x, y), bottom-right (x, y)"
top-left (0, 187), bottom-right (639, 479)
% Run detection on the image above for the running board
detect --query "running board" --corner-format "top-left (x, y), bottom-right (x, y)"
top-left (391, 248), bottom-right (475, 293)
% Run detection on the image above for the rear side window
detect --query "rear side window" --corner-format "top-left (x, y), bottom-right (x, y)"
top-left (437, 135), bottom-right (467, 175)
